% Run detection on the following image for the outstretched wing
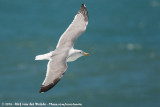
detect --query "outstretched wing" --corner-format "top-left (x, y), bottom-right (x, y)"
top-left (40, 53), bottom-right (68, 93)
top-left (56, 4), bottom-right (88, 49)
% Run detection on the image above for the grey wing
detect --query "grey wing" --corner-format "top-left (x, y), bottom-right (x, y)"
top-left (56, 4), bottom-right (88, 49)
top-left (40, 53), bottom-right (67, 93)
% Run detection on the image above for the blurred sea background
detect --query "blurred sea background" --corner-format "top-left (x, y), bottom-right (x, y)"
top-left (0, 0), bottom-right (160, 107)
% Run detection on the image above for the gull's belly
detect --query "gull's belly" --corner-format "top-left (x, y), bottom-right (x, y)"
top-left (67, 54), bottom-right (81, 62)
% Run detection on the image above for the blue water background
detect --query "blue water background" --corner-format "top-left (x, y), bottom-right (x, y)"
top-left (0, 0), bottom-right (160, 106)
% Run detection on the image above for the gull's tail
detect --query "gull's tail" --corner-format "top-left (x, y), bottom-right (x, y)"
top-left (35, 52), bottom-right (52, 60)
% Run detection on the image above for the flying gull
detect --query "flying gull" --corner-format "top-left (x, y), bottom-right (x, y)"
top-left (35, 4), bottom-right (89, 93)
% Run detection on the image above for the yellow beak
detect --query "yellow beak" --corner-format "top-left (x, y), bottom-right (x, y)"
top-left (84, 53), bottom-right (90, 56)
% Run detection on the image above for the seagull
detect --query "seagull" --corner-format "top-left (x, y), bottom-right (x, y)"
top-left (35, 4), bottom-right (89, 93)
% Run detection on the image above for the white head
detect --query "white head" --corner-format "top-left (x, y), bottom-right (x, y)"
top-left (67, 49), bottom-right (89, 62)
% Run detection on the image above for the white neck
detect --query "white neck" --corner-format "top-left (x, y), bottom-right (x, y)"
top-left (67, 48), bottom-right (82, 62)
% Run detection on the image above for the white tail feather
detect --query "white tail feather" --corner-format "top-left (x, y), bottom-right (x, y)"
top-left (35, 52), bottom-right (52, 60)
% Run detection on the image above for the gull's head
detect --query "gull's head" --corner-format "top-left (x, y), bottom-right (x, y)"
top-left (76, 50), bottom-right (90, 57)
top-left (67, 49), bottom-right (89, 62)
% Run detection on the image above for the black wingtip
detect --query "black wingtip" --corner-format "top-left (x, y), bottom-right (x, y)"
top-left (79, 3), bottom-right (88, 21)
top-left (81, 3), bottom-right (85, 7)
top-left (39, 84), bottom-right (54, 93)
top-left (39, 78), bottom-right (61, 93)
